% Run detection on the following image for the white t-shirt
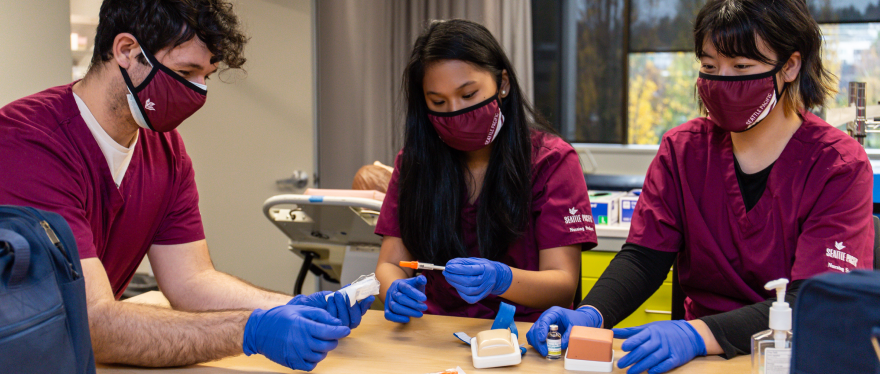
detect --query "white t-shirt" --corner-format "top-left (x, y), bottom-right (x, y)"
top-left (73, 92), bottom-right (137, 187)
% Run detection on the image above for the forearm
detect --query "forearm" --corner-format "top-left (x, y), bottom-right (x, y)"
top-left (688, 319), bottom-right (724, 355)
top-left (167, 269), bottom-right (292, 311)
top-left (376, 262), bottom-right (412, 303)
top-left (580, 244), bottom-right (677, 328)
top-left (376, 236), bottom-right (415, 303)
top-left (149, 241), bottom-right (291, 312)
top-left (499, 268), bottom-right (576, 309)
top-left (90, 299), bottom-right (250, 367)
top-left (698, 279), bottom-right (803, 358)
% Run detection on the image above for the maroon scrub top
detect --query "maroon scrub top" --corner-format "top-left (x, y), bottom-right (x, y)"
top-left (628, 111), bottom-right (874, 320)
top-left (376, 130), bottom-right (598, 322)
top-left (0, 84), bottom-right (205, 299)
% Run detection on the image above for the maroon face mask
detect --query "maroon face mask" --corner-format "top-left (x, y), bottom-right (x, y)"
top-left (120, 44), bottom-right (207, 133)
top-left (697, 62), bottom-right (788, 133)
top-left (427, 96), bottom-right (504, 152)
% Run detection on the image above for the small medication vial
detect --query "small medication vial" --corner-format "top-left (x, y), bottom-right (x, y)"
top-left (546, 324), bottom-right (562, 360)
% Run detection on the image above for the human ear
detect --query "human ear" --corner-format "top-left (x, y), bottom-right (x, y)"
top-left (112, 33), bottom-right (141, 70)
top-left (499, 69), bottom-right (510, 98)
top-left (781, 52), bottom-right (802, 83)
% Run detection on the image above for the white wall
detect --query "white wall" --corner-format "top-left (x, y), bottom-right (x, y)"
top-left (0, 0), bottom-right (70, 106)
top-left (177, 0), bottom-right (317, 294)
top-left (69, 0), bottom-right (100, 21)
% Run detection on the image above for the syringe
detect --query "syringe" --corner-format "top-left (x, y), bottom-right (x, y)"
top-left (399, 261), bottom-right (445, 271)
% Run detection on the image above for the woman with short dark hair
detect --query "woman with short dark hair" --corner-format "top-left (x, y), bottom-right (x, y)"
top-left (528, 1), bottom-right (873, 372)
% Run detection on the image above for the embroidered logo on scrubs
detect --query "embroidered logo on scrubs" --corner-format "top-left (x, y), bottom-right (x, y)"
top-left (564, 210), bottom-right (583, 225)
top-left (826, 241), bottom-right (858, 270)
top-left (145, 98), bottom-right (156, 111)
top-left (564, 208), bottom-right (595, 233)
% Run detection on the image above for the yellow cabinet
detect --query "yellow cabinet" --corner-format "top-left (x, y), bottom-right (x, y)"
top-left (581, 251), bottom-right (673, 328)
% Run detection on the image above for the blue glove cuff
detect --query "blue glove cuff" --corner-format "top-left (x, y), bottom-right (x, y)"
top-left (490, 261), bottom-right (513, 295)
top-left (286, 295), bottom-right (302, 306)
top-left (680, 321), bottom-right (708, 357)
top-left (242, 309), bottom-right (266, 356)
top-left (576, 305), bottom-right (604, 328)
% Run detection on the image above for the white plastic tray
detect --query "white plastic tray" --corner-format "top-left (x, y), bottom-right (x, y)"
top-left (564, 348), bottom-right (614, 372)
top-left (470, 333), bottom-right (522, 369)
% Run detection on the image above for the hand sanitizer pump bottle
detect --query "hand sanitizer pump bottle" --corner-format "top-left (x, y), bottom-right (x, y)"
top-left (751, 279), bottom-right (793, 374)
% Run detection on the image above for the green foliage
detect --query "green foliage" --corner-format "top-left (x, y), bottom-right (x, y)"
top-left (627, 52), bottom-right (700, 144)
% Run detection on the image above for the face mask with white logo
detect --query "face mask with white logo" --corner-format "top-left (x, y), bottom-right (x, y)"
top-left (696, 59), bottom-right (789, 133)
top-left (120, 39), bottom-right (208, 133)
top-left (427, 96), bottom-right (505, 152)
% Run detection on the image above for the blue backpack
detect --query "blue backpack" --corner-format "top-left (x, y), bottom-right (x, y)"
top-left (0, 206), bottom-right (95, 373)
top-left (791, 270), bottom-right (880, 374)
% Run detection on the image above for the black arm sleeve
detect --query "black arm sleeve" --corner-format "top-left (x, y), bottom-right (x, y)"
top-left (699, 279), bottom-right (803, 359)
top-left (579, 243), bottom-right (677, 328)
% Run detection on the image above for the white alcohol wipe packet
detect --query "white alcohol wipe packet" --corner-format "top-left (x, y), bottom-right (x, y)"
top-left (325, 273), bottom-right (381, 307)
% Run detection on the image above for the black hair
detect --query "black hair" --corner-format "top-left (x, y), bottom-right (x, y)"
top-left (398, 19), bottom-right (558, 264)
top-left (90, 0), bottom-right (247, 71)
top-left (694, 0), bottom-right (836, 112)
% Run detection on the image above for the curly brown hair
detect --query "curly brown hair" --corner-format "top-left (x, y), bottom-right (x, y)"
top-left (90, 0), bottom-right (248, 71)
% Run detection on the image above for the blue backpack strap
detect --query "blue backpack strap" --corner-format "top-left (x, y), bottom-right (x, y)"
top-left (492, 302), bottom-right (526, 355)
top-left (0, 228), bottom-right (30, 286)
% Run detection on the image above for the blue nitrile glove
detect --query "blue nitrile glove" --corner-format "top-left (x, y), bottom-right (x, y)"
top-left (289, 291), bottom-right (375, 329)
top-left (442, 257), bottom-right (513, 304)
top-left (287, 291), bottom-right (333, 307)
top-left (326, 292), bottom-right (375, 329)
top-left (243, 305), bottom-right (351, 372)
top-left (613, 320), bottom-right (707, 374)
top-left (384, 275), bottom-right (428, 323)
top-left (526, 306), bottom-right (603, 357)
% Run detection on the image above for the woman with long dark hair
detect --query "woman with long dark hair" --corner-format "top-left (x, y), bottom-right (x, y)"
top-left (527, 1), bottom-right (873, 373)
top-left (374, 19), bottom-right (598, 323)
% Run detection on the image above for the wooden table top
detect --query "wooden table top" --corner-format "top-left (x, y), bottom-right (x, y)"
top-left (98, 292), bottom-right (749, 373)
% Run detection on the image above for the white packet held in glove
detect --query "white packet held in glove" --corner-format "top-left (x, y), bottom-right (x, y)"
top-left (325, 273), bottom-right (381, 307)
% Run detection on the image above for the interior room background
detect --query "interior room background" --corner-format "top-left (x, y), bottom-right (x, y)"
top-left (0, 0), bottom-right (877, 294)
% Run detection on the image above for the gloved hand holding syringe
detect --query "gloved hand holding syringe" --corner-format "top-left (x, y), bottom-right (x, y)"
top-left (400, 261), bottom-right (445, 271)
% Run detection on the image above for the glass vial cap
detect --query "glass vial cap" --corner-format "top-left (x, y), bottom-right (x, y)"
top-left (550, 324), bottom-right (559, 331)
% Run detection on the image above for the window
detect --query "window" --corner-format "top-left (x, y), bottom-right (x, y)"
top-left (533, 0), bottom-right (626, 143)
top-left (627, 52), bottom-right (700, 145)
top-left (533, 0), bottom-right (880, 145)
top-left (822, 22), bottom-right (880, 146)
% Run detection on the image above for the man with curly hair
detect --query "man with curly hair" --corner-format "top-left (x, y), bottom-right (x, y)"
top-left (0, 1), bottom-right (369, 371)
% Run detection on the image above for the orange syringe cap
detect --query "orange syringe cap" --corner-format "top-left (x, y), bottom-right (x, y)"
top-left (399, 261), bottom-right (419, 269)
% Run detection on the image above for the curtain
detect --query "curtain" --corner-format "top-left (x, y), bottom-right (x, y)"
top-left (317, 0), bottom-right (533, 189)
